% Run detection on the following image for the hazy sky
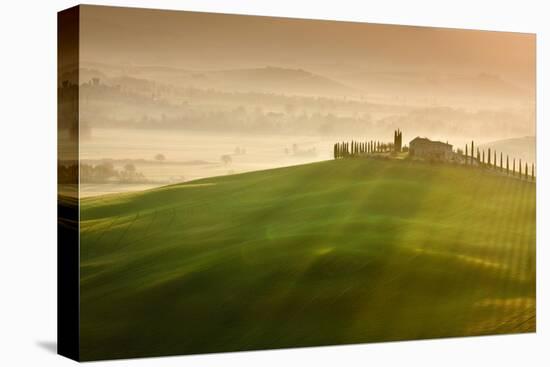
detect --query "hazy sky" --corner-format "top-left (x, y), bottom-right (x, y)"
top-left (80, 5), bottom-right (535, 87)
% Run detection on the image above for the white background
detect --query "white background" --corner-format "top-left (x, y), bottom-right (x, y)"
top-left (0, 0), bottom-right (548, 365)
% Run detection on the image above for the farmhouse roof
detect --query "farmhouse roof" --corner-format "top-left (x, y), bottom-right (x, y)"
top-left (410, 136), bottom-right (452, 148)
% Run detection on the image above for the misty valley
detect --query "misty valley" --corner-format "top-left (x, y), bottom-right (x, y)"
top-left (70, 62), bottom-right (535, 197)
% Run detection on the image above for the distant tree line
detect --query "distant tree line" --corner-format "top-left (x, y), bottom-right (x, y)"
top-left (334, 139), bottom-right (394, 159)
top-left (80, 162), bottom-right (148, 184)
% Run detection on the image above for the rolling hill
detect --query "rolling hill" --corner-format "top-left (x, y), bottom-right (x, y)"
top-left (79, 62), bottom-right (356, 97)
top-left (480, 136), bottom-right (536, 165)
top-left (79, 158), bottom-right (536, 360)
top-left (335, 71), bottom-right (533, 101)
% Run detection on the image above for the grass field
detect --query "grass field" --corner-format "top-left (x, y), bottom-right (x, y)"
top-left (79, 158), bottom-right (536, 360)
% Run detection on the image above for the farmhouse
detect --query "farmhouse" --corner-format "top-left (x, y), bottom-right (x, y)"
top-left (409, 137), bottom-right (453, 161)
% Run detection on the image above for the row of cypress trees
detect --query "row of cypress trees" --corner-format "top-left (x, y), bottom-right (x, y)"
top-left (334, 140), bottom-right (393, 159)
top-left (462, 140), bottom-right (535, 181)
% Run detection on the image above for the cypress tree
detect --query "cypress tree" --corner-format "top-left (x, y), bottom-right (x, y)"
top-left (506, 155), bottom-right (509, 174)
top-left (465, 144), bottom-right (468, 164)
top-left (494, 151), bottom-right (497, 169)
top-left (513, 158), bottom-right (516, 176)
top-left (488, 148), bottom-right (491, 166)
top-left (525, 162), bottom-right (528, 179)
top-left (532, 163), bottom-right (535, 180)
top-left (471, 141), bottom-right (474, 165)
top-left (482, 150), bottom-right (485, 166)
top-left (500, 152), bottom-right (503, 172)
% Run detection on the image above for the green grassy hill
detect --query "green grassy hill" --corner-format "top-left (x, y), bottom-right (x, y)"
top-left (79, 158), bottom-right (536, 360)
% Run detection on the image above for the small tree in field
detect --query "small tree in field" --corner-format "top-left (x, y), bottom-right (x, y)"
top-left (221, 154), bottom-right (232, 165)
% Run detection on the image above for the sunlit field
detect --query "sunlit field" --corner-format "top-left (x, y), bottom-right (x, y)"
top-left (79, 158), bottom-right (535, 360)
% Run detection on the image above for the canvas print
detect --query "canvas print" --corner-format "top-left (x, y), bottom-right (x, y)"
top-left (58, 5), bottom-right (536, 361)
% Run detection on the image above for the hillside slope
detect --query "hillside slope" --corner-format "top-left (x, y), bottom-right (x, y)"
top-left (480, 136), bottom-right (536, 164)
top-left (79, 159), bottom-right (536, 360)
